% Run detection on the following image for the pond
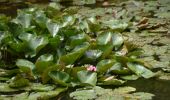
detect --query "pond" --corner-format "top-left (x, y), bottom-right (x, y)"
top-left (0, 0), bottom-right (170, 100)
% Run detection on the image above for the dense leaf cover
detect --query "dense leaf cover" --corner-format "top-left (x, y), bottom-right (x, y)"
top-left (0, 1), bottom-right (163, 99)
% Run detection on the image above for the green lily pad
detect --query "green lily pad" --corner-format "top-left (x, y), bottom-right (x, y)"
top-left (127, 62), bottom-right (155, 79)
top-left (35, 54), bottom-right (54, 74)
top-left (77, 70), bottom-right (97, 86)
top-left (96, 59), bottom-right (116, 73)
top-left (59, 43), bottom-right (89, 65)
top-left (16, 59), bottom-right (35, 74)
top-left (49, 71), bottom-right (70, 86)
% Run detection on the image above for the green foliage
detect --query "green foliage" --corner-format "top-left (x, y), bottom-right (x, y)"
top-left (0, 1), bottom-right (159, 99)
top-left (70, 86), bottom-right (154, 100)
top-left (16, 59), bottom-right (35, 74)
top-left (77, 70), bottom-right (97, 86)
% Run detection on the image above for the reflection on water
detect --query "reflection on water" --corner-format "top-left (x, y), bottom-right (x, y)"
top-left (125, 78), bottom-right (170, 100)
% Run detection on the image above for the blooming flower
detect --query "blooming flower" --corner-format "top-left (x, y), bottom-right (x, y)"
top-left (87, 65), bottom-right (97, 72)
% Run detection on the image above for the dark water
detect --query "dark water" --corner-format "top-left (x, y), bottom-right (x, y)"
top-left (125, 78), bottom-right (170, 100)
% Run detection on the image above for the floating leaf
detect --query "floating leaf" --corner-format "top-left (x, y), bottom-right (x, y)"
top-left (133, 92), bottom-right (155, 100)
top-left (67, 33), bottom-right (86, 48)
top-left (97, 31), bottom-right (112, 45)
top-left (97, 32), bottom-right (124, 50)
top-left (109, 62), bottom-right (131, 75)
top-left (30, 83), bottom-right (55, 92)
top-left (96, 59), bottom-right (116, 73)
top-left (16, 59), bottom-right (35, 73)
top-left (13, 10), bottom-right (32, 29)
top-left (113, 86), bottom-right (136, 94)
top-left (34, 10), bottom-right (47, 28)
top-left (19, 33), bottom-right (49, 57)
top-left (49, 71), bottom-right (70, 86)
top-left (35, 54), bottom-right (54, 74)
top-left (46, 19), bottom-right (61, 37)
top-left (77, 70), bottom-right (97, 86)
top-left (127, 62), bottom-right (155, 78)
top-left (59, 43), bottom-right (89, 65)
top-left (70, 89), bottom-right (96, 100)
top-left (84, 49), bottom-right (103, 61)
top-left (102, 20), bottom-right (128, 31)
top-left (98, 79), bottom-right (125, 86)
top-left (0, 83), bottom-right (19, 93)
top-left (121, 75), bottom-right (139, 80)
top-left (28, 87), bottom-right (67, 100)
top-left (9, 75), bottom-right (29, 88)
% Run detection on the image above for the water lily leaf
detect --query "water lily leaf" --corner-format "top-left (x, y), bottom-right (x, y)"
top-left (48, 71), bottom-right (70, 86)
top-left (155, 12), bottom-right (170, 19)
top-left (8, 40), bottom-right (27, 53)
top-left (97, 32), bottom-right (124, 50)
top-left (46, 19), bottom-right (61, 37)
top-left (62, 15), bottom-right (76, 27)
top-left (73, 0), bottom-right (96, 5)
top-left (67, 33), bottom-right (87, 48)
top-left (0, 83), bottom-right (19, 93)
top-left (132, 92), bottom-right (155, 100)
top-left (109, 62), bottom-right (131, 75)
top-left (120, 75), bottom-right (139, 80)
top-left (97, 32), bottom-right (112, 45)
top-left (8, 22), bottom-right (24, 37)
top-left (19, 33), bottom-right (49, 57)
top-left (34, 10), bottom-right (47, 28)
top-left (35, 54), bottom-right (54, 74)
top-left (11, 92), bottom-right (29, 100)
top-left (111, 33), bottom-right (124, 50)
top-left (98, 44), bottom-right (114, 59)
top-left (59, 43), bottom-right (89, 65)
top-left (16, 59), bottom-right (35, 73)
top-left (28, 87), bottom-right (67, 100)
top-left (70, 89), bottom-right (96, 100)
top-left (113, 86), bottom-right (136, 94)
top-left (96, 59), bottom-right (116, 73)
top-left (18, 32), bottom-right (34, 42)
top-left (28, 36), bottom-right (49, 57)
top-left (84, 49), bottom-right (103, 60)
top-left (98, 79), bottom-right (125, 86)
top-left (30, 83), bottom-right (55, 92)
top-left (42, 65), bottom-right (61, 84)
top-left (0, 69), bottom-right (20, 77)
top-left (127, 62), bottom-right (155, 78)
top-left (13, 10), bottom-right (32, 29)
top-left (49, 35), bottom-right (62, 49)
top-left (9, 75), bottom-right (29, 88)
top-left (77, 70), bottom-right (97, 86)
top-left (102, 20), bottom-right (128, 31)
top-left (0, 77), bottom-right (10, 81)
top-left (0, 31), bottom-right (10, 45)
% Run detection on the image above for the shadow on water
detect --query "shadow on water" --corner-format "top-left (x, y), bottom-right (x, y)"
top-left (125, 78), bottom-right (170, 100)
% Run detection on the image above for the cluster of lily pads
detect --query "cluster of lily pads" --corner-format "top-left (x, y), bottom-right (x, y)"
top-left (0, 2), bottom-right (156, 99)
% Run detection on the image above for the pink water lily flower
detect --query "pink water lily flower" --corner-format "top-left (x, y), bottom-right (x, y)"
top-left (87, 65), bottom-right (97, 72)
